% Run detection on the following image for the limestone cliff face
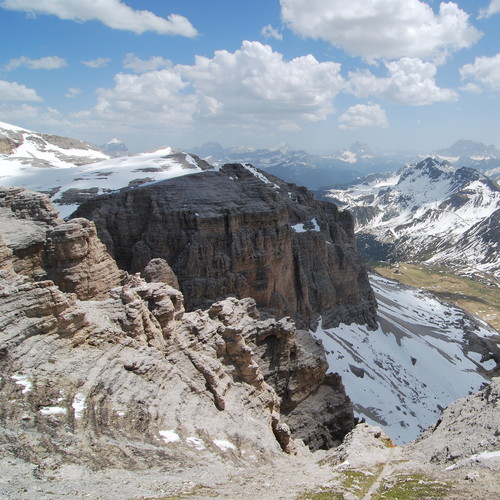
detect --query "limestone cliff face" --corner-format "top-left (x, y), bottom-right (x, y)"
top-left (0, 188), bottom-right (355, 463)
top-left (73, 163), bottom-right (377, 329)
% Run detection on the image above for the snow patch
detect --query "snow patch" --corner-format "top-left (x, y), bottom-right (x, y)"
top-left (159, 429), bottom-right (180, 444)
top-left (39, 406), bottom-right (67, 416)
top-left (213, 439), bottom-right (236, 452)
top-left (186, 437), bottom-right (206, 450)
top-left (11, 374), bottom-right (32, 394)
top-left (292, 218), bottom-right (320, 233)
top-left (72, 393), bottom-right (86, 419)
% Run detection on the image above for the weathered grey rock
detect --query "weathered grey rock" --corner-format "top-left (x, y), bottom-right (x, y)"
top-left (324, 423), bottom-right (397, 467)
top-left (0, 236), bottom-right (295, 467)
top-left (73, 163), bottom-right (377, 330)
top-left (409, 378), bottom-right (500, 464)
top-left (0, 187), bottom-right (355, 469)
top-left (0, 187), bottom-right (122, 300)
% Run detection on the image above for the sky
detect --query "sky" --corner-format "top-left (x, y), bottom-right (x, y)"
top-left (1, 0), bottom-right (500, 154)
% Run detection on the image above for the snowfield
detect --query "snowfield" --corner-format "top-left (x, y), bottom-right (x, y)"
top-left (0, 122), bottom-right (211, 218)
top-left (313, 273), bottom-right (498, 444)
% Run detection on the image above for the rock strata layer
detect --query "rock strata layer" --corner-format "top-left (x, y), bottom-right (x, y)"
top-left (0, 187), bottom-right (355, 468)
top-left (73, 163), bottom-right (377, 329)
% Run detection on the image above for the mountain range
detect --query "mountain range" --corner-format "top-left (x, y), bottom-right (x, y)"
top-left (2, 121), bottom-right (498, 438)
top-left (0, 121), bottom-right (499, 497)
top-left (322, 157), bottom-right (500, 284)
top-left (192, 139), bottom-right (500, 188)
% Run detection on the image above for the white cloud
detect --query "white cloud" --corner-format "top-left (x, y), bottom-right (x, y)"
top-left (82, 57), bottom-right (111, 68)
top-left (72, 42), bottom-right (345, 138)
top-left (459, 82), bottom-right (482, 94)
top-left (280, 0), bottom-right (481, 61)
top-left (180, 41), bottom-right (344, 123)
top-left (75, 69), bottom-right (196, 128)
top-left (460, 54), bottom-right (500, 90)
top-left (0, 0), bottom-right (198, 36)
top-left (261, 24), bottom-right (283, 40)
top-left (123, 53), bottom-right (172, 73)
top-left (479, 0), bottom-right (500, 18)
top-left (0, 103), bottom-right (74, 132)
top-left (4, 55), bottom-right (66, 71)
top-left (65, 87), bottom-right (82, 98)
top-left (348, 58), bottom-right (458, 105)
top-left (0, 80), bottom-right (42, 101)
top-left (338, 104), bottom-right (388, 129)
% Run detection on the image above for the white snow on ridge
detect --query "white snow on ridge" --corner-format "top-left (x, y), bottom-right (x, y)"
top-left (326, 158), bottom-right (500, 276)
top-left (0, 121), bottom-right (32, 133)
top-left (313, 273), bottom-right (497, 444)
top-left (1, 145), bottom-right (210, 218)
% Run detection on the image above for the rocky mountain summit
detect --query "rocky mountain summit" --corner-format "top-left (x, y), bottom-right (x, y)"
top-left (100, 138), bottom-right (129, 157)
top-left (324, 157), bottom-right (500, 282)
top-left (73, 163), bottom-right (377, 330)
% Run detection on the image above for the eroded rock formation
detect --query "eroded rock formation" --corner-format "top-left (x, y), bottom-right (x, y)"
top-left (0, 187), bottom-right (355, 469)
top-left (73, 163), bottom-right (377, 330)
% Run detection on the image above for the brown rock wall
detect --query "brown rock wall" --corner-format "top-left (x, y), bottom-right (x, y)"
top-left (74, 164), bottom-right (377, 329)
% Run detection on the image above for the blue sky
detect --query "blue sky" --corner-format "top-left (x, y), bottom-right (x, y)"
top-left (1, 0), bottom-right (500, 154)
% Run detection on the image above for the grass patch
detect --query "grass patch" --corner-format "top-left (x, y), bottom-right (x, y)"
top-left (373, 473), bottom-right (451, 499)
top-left (296, 467), bottom-right (382, 500)
top-left (373, 263), bottom-right (500, 331)
top-left (342, 469), bottom-right (379, 497)
top-left (295, 490), bottom-right (344, 500)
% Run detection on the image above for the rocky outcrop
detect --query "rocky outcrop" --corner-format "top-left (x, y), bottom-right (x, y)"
top-left (73, 163), bottom-right (377, 330)
top-left (0, 187), bottom-right (122, 299)
top-left (409, 378), bottom-right (500, 465)
top-left (0, 188), bottom-right (355, 469)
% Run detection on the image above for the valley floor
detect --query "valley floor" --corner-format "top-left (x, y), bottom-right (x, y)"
top-left (373, 263), bottom-right (500, 332)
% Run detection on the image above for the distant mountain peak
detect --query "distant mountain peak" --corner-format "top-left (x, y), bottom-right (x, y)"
top-left (324, 157), bottom-right (500, 281)
top-left (435, 139), bottom-right (500, 160)
top-left (101, 138), bottom-right (129, 157)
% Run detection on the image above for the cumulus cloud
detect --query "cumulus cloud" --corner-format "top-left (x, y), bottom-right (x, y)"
top-left (0, 80), bottom-right (42, 101)
top-left (280, 0), bottom-right (481, 61)
top-left (338, 104), bottom-right (388, 129)
top-left (479, 0), bottom-right (500, 18)
top-left (123, 53), bottom-right (172, 73)
top-left (261, 24), bottom-right (283, 40)
top-left (82, 57), bottom-right (111, 68)
top-left (348, 58), bottom-right (458, 105)
top-left (0, 0), bottom-right (198, 36)
top-left (75, 42), bottom-right (345, 134)
top-left (0, 103), bottom-right (74, 132)
top-left (65, 87), bottom-right (81, 98)
top-left (460, 54), bottom-right (500, 90)
top-left (180, 41), bottom-right (344, 123)
top-left (75, 69), bottom-right (196, 127)
top-left (4, 55), bottom-right (66, 71)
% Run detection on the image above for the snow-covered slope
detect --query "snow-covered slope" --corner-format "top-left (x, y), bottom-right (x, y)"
top-left (324, 157), bottom-right (500, 280)
top-left (0, 121), bottom-right (108, 167)
top-left (0, 122), bottom-right (212, 218)
top-left (313, 273), bottom-right (499, 444)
